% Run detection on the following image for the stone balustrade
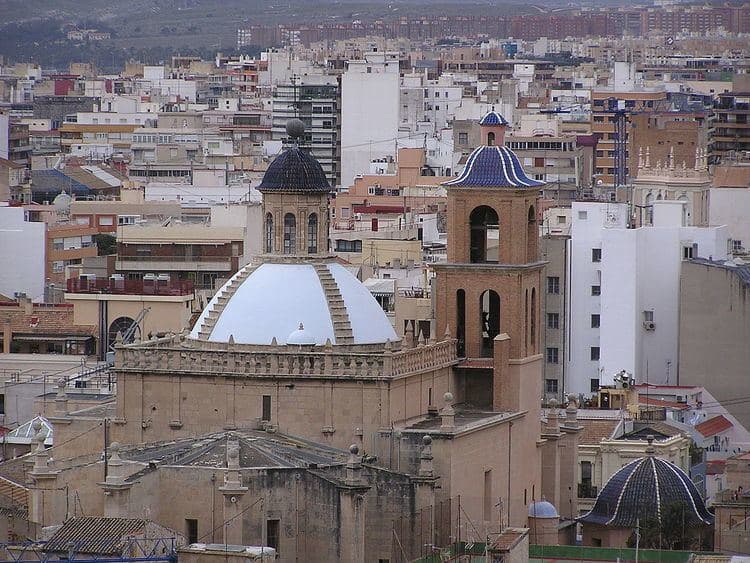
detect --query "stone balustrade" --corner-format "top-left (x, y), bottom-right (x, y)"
top-left (116, 335), bottom-right (458, 379)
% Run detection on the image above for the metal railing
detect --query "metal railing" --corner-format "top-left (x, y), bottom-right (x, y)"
top-left (67, 278), bottom-right (194, 296)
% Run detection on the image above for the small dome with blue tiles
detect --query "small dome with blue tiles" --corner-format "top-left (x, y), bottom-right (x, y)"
top-left (479, 109), bottom-right (509, 126)
top-left (578, 455), bottom-right (713, 528)
top-left (257, 147), bottom-right (331, 193)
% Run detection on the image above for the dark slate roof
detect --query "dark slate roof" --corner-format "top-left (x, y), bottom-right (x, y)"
top-left (443, 145), bottom-right (545, 188)
top-left (479, 110), bottom-right (509, 126)
top-left (578, 456), bottom-right (713, 528)
top-left (257, 147), bottom-right (331, 193)
top-left (44, 517), bottom-right (150, 554)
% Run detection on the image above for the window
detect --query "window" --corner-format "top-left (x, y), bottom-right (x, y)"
top-left (185, 519), bottom-right (198, 544)
top-left (458, 132), bottom-right (468, 145)
top-left (546, 347), bottom-right (559, 364)
top-left (52, 261), bottom-right (64, 273)
top-left (335, 239), bottom-right (362, 253)
top-left (487, 132), bottom-right (496, 146)
top-left (266, 519), bottom-right (280, 552)
top-left (99, 216), bottom-right (114, 226)
top-left (483, 470), bottom-right (492, 521)
top-left (643, 310), bottom-right (654, 322)
top-left (262, 395), bottom-right (271, 421)
top-left (307, 213), bottom-right (318, 254)
top-left (283, 213), bottom-right (296, 254)
top-left (683, 246), bottom-right (694, 260)
top-left (578, 210), bottom-right (588, 220)
top-left (52, 238), bottom-right (64, 251)
top-left (547, 276), bottom-right (560, 294)
top-left (479, 290), bottom-right (501, 357)
top-left (733, 239), bottom-right (743, 252)
top-left (590, 347), bottom-right (600, 361)
top-left (545, 379), bottom-right (559, 394)
top-left (470, 206), bottom-right (499, 263)
top-left (547, 313), bottom-right (559, 329)
top-left (592, 248), bottom-right (602, 262)
top-left (590, 378), bottom-right (600, 392)
top-left (591, 314), bottom-right (600, 328)
top-left (591, 285), bottom-right (601, 296)
top-left (557, 215), bottom-right (567, 224)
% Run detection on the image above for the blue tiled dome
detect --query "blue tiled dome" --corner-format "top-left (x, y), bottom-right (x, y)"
top-left (443, 146), bottom-right (545, 188)
top-left (528, 500), bottom-right (559, 518)
top-left (257, 147), bottom-right (331, 193)
top-left (479, 110), bottom-right (509, 126)
top-left (578, 456), bottom-right (713, 528)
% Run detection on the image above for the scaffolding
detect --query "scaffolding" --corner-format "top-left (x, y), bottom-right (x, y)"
top-left (0, 537), bottom-right (177, 563)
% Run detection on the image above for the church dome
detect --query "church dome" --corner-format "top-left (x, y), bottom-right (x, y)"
top-left (528, 499), bottom-right (559, 519)
top-left (190, 263), bottom-right (398, 346)
top-left (479, 109), bottom-right (509, 126)
top-left (578, 456), bottom-right (713, 528)
top-left (257, 147), bottom-right (331, 193)
top-left (443, 145), bottom-right (545, 188)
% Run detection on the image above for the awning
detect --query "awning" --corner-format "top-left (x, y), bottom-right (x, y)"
top-left (11, 335), bottom-right (94, 342)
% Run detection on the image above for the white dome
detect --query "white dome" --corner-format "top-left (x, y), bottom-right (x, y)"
top-left (190, 262), bottom-right (398, 346)
top-left (287, 323), bottom-right (316, 345)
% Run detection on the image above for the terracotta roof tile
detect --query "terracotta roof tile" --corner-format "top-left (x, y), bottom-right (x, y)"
top-left (695, 415), bottom-right (733, 438)
top-left (639, 396), bottom-right (690, 410)
top-left (44, 517), bottom-right (150, 554)
top-left (578, 419), bottom-right (618, 445)
top-left (0, 304), bottom-right (96, 336)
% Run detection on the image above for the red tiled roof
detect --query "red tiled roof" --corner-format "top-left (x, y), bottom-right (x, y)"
top-left (639, 396), bottom-right (690, 410)
top-left (706, 460), bottom-right (726, 476)
top-left (579, 419), bottom-right (619, 445)
top-left (695, 415), bottom-right (733, 438)
top-left (0, 304), bottom-right (96, 336)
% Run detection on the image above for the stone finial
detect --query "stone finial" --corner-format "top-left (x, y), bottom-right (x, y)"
top-left (56, 378), bottom-right (66, 399)
top-left (565, 394), bottom-right (579, 428)
top-left (345, 444), bottom-right (363, 485)
top-left (418, 435), bottom-right (434, 478)
top-left (444, 323), bottom-right (451, 339)
top-left (638, 147), bottom-right (643, 170)
top-left (646, 434), bottom-right (656, 456)
top-left (547, 398), bottom-right (560, 431)
top-left (104, 441), bottom-right (127, 486)
top-left (31, 421), bottom-right (50, 473)
top-left (270, 336), bottom-right (278, 346)
top-left (644, 147), bottom-right (651, 169)
top-left (669, 146), bottom-right (675, 171)
top-left (115, 331), bottom-right (123, 345)
top-left (440, 392), bottom-right (455, 431)
top-left (694, 146), bottom-right (700, 171)
top-left (228, 334), bottom-right (235, 346)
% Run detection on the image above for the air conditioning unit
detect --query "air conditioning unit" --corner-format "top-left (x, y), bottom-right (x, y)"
top-left (110, 274), bottom-right (125, 281)
top-left (676, 395), bottom-right (687, 403)
top-left (643, 321), bottom-right (656, 331)
top-left (79, 273), bottom-right (96, 282)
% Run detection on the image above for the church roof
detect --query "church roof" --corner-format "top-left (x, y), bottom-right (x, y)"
top-left (443, 145), bottom-right (545, 188)
top-left (190, 262), bottom-right (398, 346)
top-left (257, 147), bottom-right (331, 193)
top-left (578, 456), bottom-right (713, 528)
top-left (479, 110), bottom-right (509, 126)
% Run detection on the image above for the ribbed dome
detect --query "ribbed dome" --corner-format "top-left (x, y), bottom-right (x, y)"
top-left (190, 263), bottom-right (398, 346)
top-left (443, 145), bottom-right (545, 188)
top-left (257, 147), bottom-right (331, 193)
top-left (578, 456), bottom-right (713, 528)
top-left (479, 110), bottom-right (509, 126)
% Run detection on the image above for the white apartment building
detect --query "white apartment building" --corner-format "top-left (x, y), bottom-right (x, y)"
top-left (399, 73), bottom-right (463, 135)
top-left (564, 201), bottom-right (729, 396)
top-left (340, 53), bottom-right (400, 188)
top-left (0, 205), bottom-right (45, 301)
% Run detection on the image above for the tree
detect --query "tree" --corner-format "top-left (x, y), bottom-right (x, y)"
top-left (94, 234), bottom-right (116, 256)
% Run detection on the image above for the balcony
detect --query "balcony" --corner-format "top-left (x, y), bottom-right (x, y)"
top-left (578, 483), bottom-right (598, 499)
top-left (67, 277), bottom-right (195, 296)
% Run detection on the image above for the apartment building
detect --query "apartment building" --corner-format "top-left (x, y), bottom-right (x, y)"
top-left (565, 201), bottom-right (729, 395)
top-left (272, 77), bottom-right (339, 186)
top-left (46, 223), bottom-right (99, 285)
top-left (709, 75), bottom-right (750, 164)
top-left (0, 113), bottom-right (31, 167)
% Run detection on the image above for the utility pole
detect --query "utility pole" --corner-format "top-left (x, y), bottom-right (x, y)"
top-left (635, 517), bottom-right (640, 563)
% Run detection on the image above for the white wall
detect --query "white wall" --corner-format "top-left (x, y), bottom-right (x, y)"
top-left (566, 201), bottom-right (730, 395)
top-left (0, 206), bottom-right (45, 301)
top-left (566, 202), bottom-right (628, 395)
top-left (341, 57), bottom-right (400, 188)
top-left (710, 186), bottom-right (750, 251)
top-left (0, 113), bottom-right (9, 160)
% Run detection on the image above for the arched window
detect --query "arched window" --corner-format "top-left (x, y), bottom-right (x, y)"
top-left (527, 205), bottom-right (537, 262)
top-left (307, 213), bottom-right (318, 254)
top-left (470, 206), bottom-right (499, 263)
top-left (456, 289), bottom-right (466, 357)
top-left (487, 132), bottom-right (496, 146)
top-left (530, 287), bottom-right (537, 353)
top-left (283, 213), bottom-right (296, 254)
top-left (479, 290), bottom-right (500, 357)
top-left (108, 316), bottom-right (140, 348)
top-left (265, 213), bottom-right (274, 253)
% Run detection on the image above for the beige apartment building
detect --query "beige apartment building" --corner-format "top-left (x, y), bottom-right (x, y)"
top-left (680, 259), bottom-right (750, 431)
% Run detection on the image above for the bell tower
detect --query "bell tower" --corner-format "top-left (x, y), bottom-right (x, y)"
top-left (434, 110), bottom-right (544, 412)
top-left (257, 119), bottom-right (331, 258)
